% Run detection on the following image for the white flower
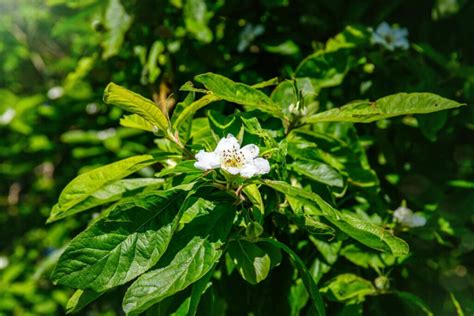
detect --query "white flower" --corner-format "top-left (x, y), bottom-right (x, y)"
top-left (47, 86), bottom-right (64, 100)
top-left (194, 134), bottom-right (270, 178)
top-left (0, 108), bottom-right (16, 125)
top-left (0, 256), bottom-right (9, 270)
top-left (372, 22), bottom-right (409, 51)
top-left (393, 206), bottom-right (426, 228)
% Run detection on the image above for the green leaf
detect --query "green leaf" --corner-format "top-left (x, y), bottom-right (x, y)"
top-left (155, 160), bottom-right (201, 178)
top-left (48, 155), bottom-right (157, 223)
top-left (194, 73), bottom-right (284, 118)
top-left (242, 184), bottom-right (265, 220)
top-left (184, 0), bottom-right (213, 43)
top-left (122, 204), bottom-right (235, 315)
top-left (172, 94), bottom-right (220, 132)
top-left (103, 82), bottom-right (169, 132)
top-left (304, 93), bottom-right (464, 124)
top-left (321, 274), bottom-right (375, 303)
top-left (170, 267), bottom-right (215, 316)
top-left (49, 178), bottom-right (163, 222)
top-left (396, 291), bottom-right (434, 316)
top-left (261, 238), bottom-right (326, 316)
top-left (120, 114), bottom-right (156, 132)
top-left (227, 240), bottom-right (272, 285)
top-left (263, 180), bottom-right (409, 256)
top-left (295, 49), bottom-right (365, 91)
top-left (417, 110), bottom-right (448, 141)
top-left (66, 289), bottom-right (103, 314)
top-left (51, 188), bottom-right (191, 291)
top-left (290, 160), bottom-right (343, 187)
top-left (102, 0), bottom-right (133, 59)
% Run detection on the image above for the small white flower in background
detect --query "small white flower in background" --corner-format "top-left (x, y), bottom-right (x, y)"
top-left (97, 128), bottom-right (116, 140)
top-left (194, 134), bottom-right (270, 178)
top-left (238, 24), bottom-right (265, 52)
top-left (393, 206), bottom-right (426, 228)
top-left (0, 256), bottom-right (9, 270)
top-left (0, 108), bottom-right (16, 125)
top-left (47, 86), bottom-right (64, 100)
top-left (372, 22), bottom-right (409, 51)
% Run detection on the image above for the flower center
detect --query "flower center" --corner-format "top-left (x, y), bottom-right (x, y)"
top-left (221, 147), bottom-right (245, 168)
top-left (384, 35), bottom-right (394, 44)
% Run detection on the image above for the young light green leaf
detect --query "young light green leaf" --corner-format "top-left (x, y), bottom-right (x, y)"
top-left (66, 289), bottom-right (103, 314)
top-left (48, 155), bottom-right (157, 223)
top-left (48, 178), bottom-right (163, 222)
top-left (51, 188), bottom-right (191, 292)
top-left (172, 94), bottom-right (220, 131)
top-left (122, 204), bottom-right (236, 315)
top-left (321, 274), bottom-right (375, 303)
top-left (120, 114), bottom-right (155, 132)
top-left (103, 82), bottom-right (169, 131)
top-left (290, 160), bottom-right (343, 187)
top-left (261, 238), bottom-right (326, 316)
top-left (304, 93), bottom-right (464, 124)
top-left (194, 73), bottom-right (284, 118)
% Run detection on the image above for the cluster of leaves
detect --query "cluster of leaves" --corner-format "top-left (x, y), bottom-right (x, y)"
top-left (1, 0), bottom-right (473, 315)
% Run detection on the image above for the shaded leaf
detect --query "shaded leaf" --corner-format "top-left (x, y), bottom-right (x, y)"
top-left (66, 289), bottom-right (103, 314)
top-left (261, 238), bottom-right (326, 316)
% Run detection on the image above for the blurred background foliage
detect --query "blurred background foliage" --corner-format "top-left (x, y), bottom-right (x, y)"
top-left (0, 0), bottom-right (472, 315)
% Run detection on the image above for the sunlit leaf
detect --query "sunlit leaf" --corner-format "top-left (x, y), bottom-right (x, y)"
top-left (304, 93), bottom-right (464, 123)
top-left (48, 155), bottom-right (157, 223)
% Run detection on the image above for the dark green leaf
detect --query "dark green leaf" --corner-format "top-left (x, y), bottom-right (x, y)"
top-left (261, 238), bottom-right (326, 316)
top-left (263, 180), bottom-right (409, 256)
top-left (290, 160), bottom-right (344, 187)
top-left (122, 203), bottom-right (235, 315)
top-left (66, 289), bottom-right (103, 314)
top-left (52, 187), bottom-right (192, 291)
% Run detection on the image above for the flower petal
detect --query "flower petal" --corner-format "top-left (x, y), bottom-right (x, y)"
top-left (376, 22), bottom-right (392, 37)
top-left (214, 134), bottom-right (240, 157)
top-left (253, 157), bottom-right (270, 175)
top-left (240, 144), bottom-right (259, 161)
top-left (222, 165), bottom-right (240, 175)
top-left (240, 162), bottom-right (259, 178)
top-left (194, 150), bottom-right (221, 170)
